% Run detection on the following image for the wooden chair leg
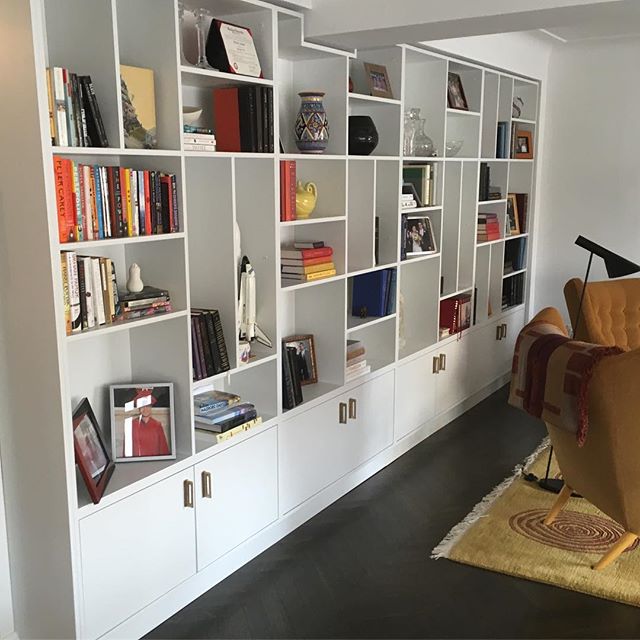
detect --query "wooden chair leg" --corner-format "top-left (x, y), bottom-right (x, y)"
top-left (543, 483), bottom-right (573, 525)
top-left (593, 532), bottom-right (638, 570)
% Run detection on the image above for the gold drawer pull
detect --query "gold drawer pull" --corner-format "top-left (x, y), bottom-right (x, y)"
top-left (433, 356), bottom-right (440, 374)
top-left (339, 402), bottom-right (348, 424)
top-left (439, 353), bottom-right (447, 371)
top-left (183, 479), bottom-right (194, 508)
top-left (348, 398), bottom-right (357, 420)
top-left (201, 471), bottom-right (212, 499)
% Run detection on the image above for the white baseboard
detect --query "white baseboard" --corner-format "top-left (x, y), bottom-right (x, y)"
top-left (102, 373), bottom-right (510, 640)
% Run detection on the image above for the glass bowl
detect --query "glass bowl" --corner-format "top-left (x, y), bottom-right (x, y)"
top-left (446, 139), bottom-right (464, 156)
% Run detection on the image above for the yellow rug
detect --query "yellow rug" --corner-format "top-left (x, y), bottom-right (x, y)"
top-left (432, 439), bottom-right (640, 607)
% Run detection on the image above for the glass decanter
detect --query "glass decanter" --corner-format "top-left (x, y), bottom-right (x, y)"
top-left (195, 7), bottom-right (215, 69)
top-left (403, 108), bottom-right (420, 156)
top-left (413, 118), bottom-right (435, 157)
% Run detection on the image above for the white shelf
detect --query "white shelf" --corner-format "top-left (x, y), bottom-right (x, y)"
top-left (440, 287), bottom-right (473, 300)
top-left (478, 199), bottom-right (506, 206)
top-left (280, 273), bottom-right (345, 291)
top-left (503, 268), bottom-right (527, 279)
top-left (476, 237), bottom-right (505, 247)
top-left (282, 381), bottom-right (342, 417)
top-left (348, 92), bottom-right (402, 106)
top-left (192, 353), bottom-right (278, 392)
top-left (280, 153), bottom-right (346, 161)
top-left (505, 233), bottom-right (529, 241)
top-left (183, 151), bottom-right (275, 159)
top-left (347, 313), bottom-right (396, 333)
top-left (401, 206), bottom-right (442, 214)
top-left (66, 310), bottom-right (188, 342)
top-left (60, 232), bottom-right (185, 250)
top-left (194, 416), bottom-right (278, 457)
top-left (401, 252), bottom-right (440, 264)
top-left (52, 147), bottom-right (181, 157)
top-left (446, 108), bottom-right (481, 117)
top-left (347, 263), bottom-right (397, 278)
top-left (403, 156), bottom-right (445, 162)
top-left (512, 117), bottom-right (536, 125)
top-left (348, 155), bottom-right (401, 161)
top-left (181, 66), bottom-right (274, 88)
top-left (280, 216), bottom-right (346, 226)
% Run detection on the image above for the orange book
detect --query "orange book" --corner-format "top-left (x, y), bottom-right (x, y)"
top-left (53, 157), bottom-right (75, 243)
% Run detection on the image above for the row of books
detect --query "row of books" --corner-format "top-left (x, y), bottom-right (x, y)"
top-left (478, 163), bottom-right (502, 202)
top-left (60, 251), bottom-right (172, 335)
top-left (502, 273), bottom-right (525, 310)
top-left (504, 237), bottom-right (527, 274)
top-left (183, 125), bottom-right (216, 152)
top-left (496, 121), bottom-right (510, 159)
top-left (351, 268), bottom-right (396, 318)
top-left (403, 163), bottom-right (437, 207)
top-left (280, 160), bottom-right (296, 221)
top-left (281, 242), bottom-right (336, 284)
top-left (346, 339), bottom-right (370, 383)
top-left (477, 213), bottom-right (501, 242)
top-left (191, 309), bottom-right (231, 381)
top-left (46, 68), bottom-right (109, 148)
top-left (439, 293), bottom-right (472, 339)
top-left (282, 343), bottom-right (304, 411)
top-left (54, 159), bottom-right (179, 243)
top-left (213, 86), bottom-right (274, 153)
top-left (193, 391), bottom-right (261, 443)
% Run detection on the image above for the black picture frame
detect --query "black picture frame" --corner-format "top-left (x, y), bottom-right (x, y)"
top-left (72, 398), bottom-right (115, 504)
top-left (447, 72), bottom-right (469, 111)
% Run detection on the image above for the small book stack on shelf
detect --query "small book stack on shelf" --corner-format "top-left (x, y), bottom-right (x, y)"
top-left (281, 242), bottom-right (336, 283)
top-left (502, 274), bottom-right (525, 310)
top-left (191, 309), bottom-right (231, 381)
top-left (194, 390), bottom-right (262, 444)
top-left (496, 122), bottom-right (509, 159)
top-left (119, 286), bottom-right (173, 320)
top-left (183, 125), bottom-right (216, 152)
top-left (351, 269), bottom-right (396, 318)
top-left (477, 213), bottom-right (501, 242)
top-left (403, 163), bottom-right (437, 207)
top-left (346, 339), bottom-right (370, 382)
top-left (46, 67), bottom-right (109, 147)
top-left (279, 160), bottom-right (296, 221)
top-left (401, 191), bottom-right (418, 210)
top-left (54, 159), bottom-right (179, 242)
top-left (439, 293), bottom-right (472, 339)
top-left (212, 86), bottom-right (274, 153)
top-left (282, 344), bottom-right (303, 411)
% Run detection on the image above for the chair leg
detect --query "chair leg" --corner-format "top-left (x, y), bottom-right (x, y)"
top-left (593, 532), bottom-right (638, 571)
top-left (543, 483), bottom-right (573, 525)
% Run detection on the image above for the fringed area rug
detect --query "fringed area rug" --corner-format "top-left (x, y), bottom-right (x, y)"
top-left (432, 439), bottom-right (640, 607)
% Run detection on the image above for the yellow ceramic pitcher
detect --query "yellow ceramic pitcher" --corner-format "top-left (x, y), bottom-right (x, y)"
top-left (295, 181), bottom-right (318, 219)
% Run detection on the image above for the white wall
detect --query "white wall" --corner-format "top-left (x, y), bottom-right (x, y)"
top-left (533, 36), bottom-right (640, 317)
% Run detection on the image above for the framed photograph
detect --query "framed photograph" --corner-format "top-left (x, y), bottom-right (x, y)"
top-left (72, 398), bottom-right (115, 504)
top-left (447, 72), bottom-right (469, 111)
top-left (363, 63), bottom-right (393, 99)
top-left (283, 334), bottom-right (317, 385)
top-left (515, 130), bottom-right (533, 159)
top-left (403, 215), bottom-right (438, 256)
top-left (110, 384), bottom-right (176, 462)
top-left (507, 194), bottom-right (520, 235)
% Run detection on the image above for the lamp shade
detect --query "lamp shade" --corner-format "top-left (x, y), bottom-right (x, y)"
top-left (575, 236), bottom-right (640, 278)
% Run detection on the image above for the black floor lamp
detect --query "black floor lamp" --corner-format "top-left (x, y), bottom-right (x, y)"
top-left (537, 235), bottom-right (640, 493)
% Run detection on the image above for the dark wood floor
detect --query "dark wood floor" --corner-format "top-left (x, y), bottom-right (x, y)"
top-left (147, 387), bottom-right (640, 639)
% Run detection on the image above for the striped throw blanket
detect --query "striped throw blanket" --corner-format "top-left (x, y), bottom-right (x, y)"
top-left (509, 321), bottom-right (623, 446)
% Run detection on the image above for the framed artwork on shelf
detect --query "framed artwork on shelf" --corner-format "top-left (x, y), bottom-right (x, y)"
top-left (507, 194), bottom-right (521, 235)
top-left (283, 334), bottom-right (318, 385)
top-left (72, 397), bottom-right (115, 504)
top-left (109, 384), bottom-right (176, 462)
top-left (447, 72), bottom-right (468, 111)
top-left (363, 62), bottom-right (393, 99)
top-left (403, 215), bottom-right (437, 257)
top-left (121, 65), bottom-right (157, 150)
top-left (206, 19), bottom-right (263, 78)
top-left (515, 130), bottom-right (533, 159)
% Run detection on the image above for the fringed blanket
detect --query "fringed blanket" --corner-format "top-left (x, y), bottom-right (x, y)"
top-left (509, 322), bottom-right (623, 445)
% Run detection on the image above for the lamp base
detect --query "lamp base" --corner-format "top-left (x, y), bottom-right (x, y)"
top-left (537, 477), bottom-right (565, 493)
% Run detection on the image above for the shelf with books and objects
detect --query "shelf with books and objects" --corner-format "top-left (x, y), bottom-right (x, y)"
top-left (438, 290), bottom-right (473, 342)
top-left (348, 268), bottom-right (397, 330)
top-left (280, 233), bottom-right (344, 288)
top-left (346, 317), bottom-right (396, 376)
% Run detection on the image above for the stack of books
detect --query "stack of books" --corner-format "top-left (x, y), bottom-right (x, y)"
top-left (504, 237), bottom-right (527, 274)
top-left (54, 159), bottom-right (179, 243)
top-left (346, 340), bottom-right (370, 382)
top-left (401, 192), bottom-right (418, 210)
top-left (191, 309), bottom-right (231, 381)
top-left (45, 67), bottom-right (109, 147)
top-left (477, 213), bottom-right (501, 242)
top-left (212, 86), bottom-right (274, 153)
top-left (119, 285), bottom-right (172, 321)
top-left (183, 125), bottom-right (216, 152)
top-left (279, 160), bottom-right (296, 221)
top-left (496, 121), bottom-right (509, 159)
top-left (439, 293), bottom-right (472, 338)
top-left (281, 242), bottom-right (336, 284)
top-left (502, 274), bottom-right (525, 310)
top-left (194, 390), bottom-right (262, 444)
top-left (282, 343), bottom-right (304, 410)
top-left (351, 268), bottom-right (396, 318)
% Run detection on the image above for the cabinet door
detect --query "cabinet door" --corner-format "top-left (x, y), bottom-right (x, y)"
top-left (195, 427), bottom-right (278, 570)
top-left (395, 352), bottom-right (438, 440)
top-left (79, 470), bottom-right (196, 639)
top-left (435, 340), bottom-right (468, 414)
top-left (497, 309), bottom-right (526, 374)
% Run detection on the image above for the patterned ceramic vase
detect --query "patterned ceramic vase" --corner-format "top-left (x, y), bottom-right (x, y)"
top-left (294, 92), bottom-right (329, 153)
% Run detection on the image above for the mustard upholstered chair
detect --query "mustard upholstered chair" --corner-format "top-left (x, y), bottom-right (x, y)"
top-left (564, 277), bottom-right (640, 349)
top-left (530, 307), bottom-right (640, 570)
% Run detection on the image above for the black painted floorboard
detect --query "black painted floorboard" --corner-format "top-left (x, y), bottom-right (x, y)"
top-left (147, 387), bottom-right (640, 639)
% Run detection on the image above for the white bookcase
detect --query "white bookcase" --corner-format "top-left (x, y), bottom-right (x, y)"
top-left (0, 0), bottom-right (539, 637)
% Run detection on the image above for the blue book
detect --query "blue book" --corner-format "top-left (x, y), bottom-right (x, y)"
top-left (352, 270), bottom-right (389, 317)
top-left (386, 269), bottom-right (397, 315)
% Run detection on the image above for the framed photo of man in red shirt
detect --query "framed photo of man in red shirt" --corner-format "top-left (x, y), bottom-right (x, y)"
top-left (110, 383), bottom-right (176, 462)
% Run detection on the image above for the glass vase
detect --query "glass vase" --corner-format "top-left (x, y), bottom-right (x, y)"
top-left (177, 2), bottom-right (191, 66)
top-left (413, 118), bottom-right (435, 157)
top-left (195, 8), bottom-right (214, 70)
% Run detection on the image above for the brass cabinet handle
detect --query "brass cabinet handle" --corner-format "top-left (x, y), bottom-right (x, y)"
top-left (183, 479), bottom-right (194, 508)
top-left (496, 325), bottom-right (502, 341)
top-left (439, 353), bottom-right (447, 371)
top-left (348, 398), bottom-right (357, 420)
top-left (502, 323), bottom-right (508, 339)
top-left (201, 471), bottom-right (212, 499)
top-left (433, 356), bottom-right (440, 374)
top-left (339, 402), bottom-right (348, 424)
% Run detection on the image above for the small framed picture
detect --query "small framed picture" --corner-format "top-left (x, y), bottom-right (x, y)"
top-left (507, 194), bottom-right (520, 235)
top-left (283, 334), bottom-right (317, 385)
top-left (72, 398), bottom-right (115, 504)
top-left (515, 130), bottom-right (533, 159)
top-left (403, 215), bottom-right (438, 256)
top-left (447, 72), bottom-right (469, 111)
top-left (364, 63), bottom-right (393, 99)
top-left (110, 384), bottom-right (176, 462)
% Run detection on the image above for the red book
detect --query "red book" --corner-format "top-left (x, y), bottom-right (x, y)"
top-left (279, 161), bottom-right (297, 221)
top-left (53, 157), bottom-right (75, 243)
top-left (281, 255), bottom-right (335, 267)
top-left (279, 161), bottom-right (286, 221)
top-left (281, 246), bottom-right (333, 259)
top-left (143, 170), bottom-right (152, 235)
top-left (213, 87), bottom-right (241, 152)
top-left (440, 297), bottom-right (460, 334)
